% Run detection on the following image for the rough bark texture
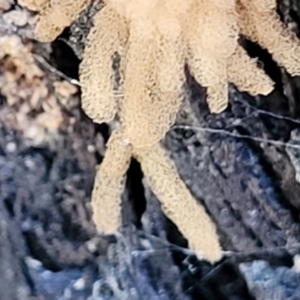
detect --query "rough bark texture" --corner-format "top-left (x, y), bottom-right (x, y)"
top-left (1, 0), bottom-right (300, 299)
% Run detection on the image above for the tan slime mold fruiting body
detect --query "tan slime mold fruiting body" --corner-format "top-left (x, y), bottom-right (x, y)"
top-left (18, 0), bottom-right (48, 11)
top-left (182, 0), bottom-right (274, 113)
top-left (80, 5), bottom-right (129, 124)
top-left (34, 0), bottom-right (92, 42)
top-left (86, 2), bottom-right (222, 262)
top-left (236, 0), bottom-right (300, 76)
top-left (29, 0), bottom-right (300, 263)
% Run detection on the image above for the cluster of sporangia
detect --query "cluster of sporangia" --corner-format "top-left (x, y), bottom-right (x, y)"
top-left (21, 0), bottom-right (300, 262)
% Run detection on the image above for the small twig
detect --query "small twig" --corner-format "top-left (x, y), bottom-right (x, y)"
top-left (173, 125), bottom-right (300, 149)
top-left (33, 54), bottom-right (81, 86)
top-left (236, 98), bottom-right (300, 125)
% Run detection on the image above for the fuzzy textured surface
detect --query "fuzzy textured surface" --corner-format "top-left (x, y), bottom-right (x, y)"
top-left (25, 0), bottom-right (300, 263)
